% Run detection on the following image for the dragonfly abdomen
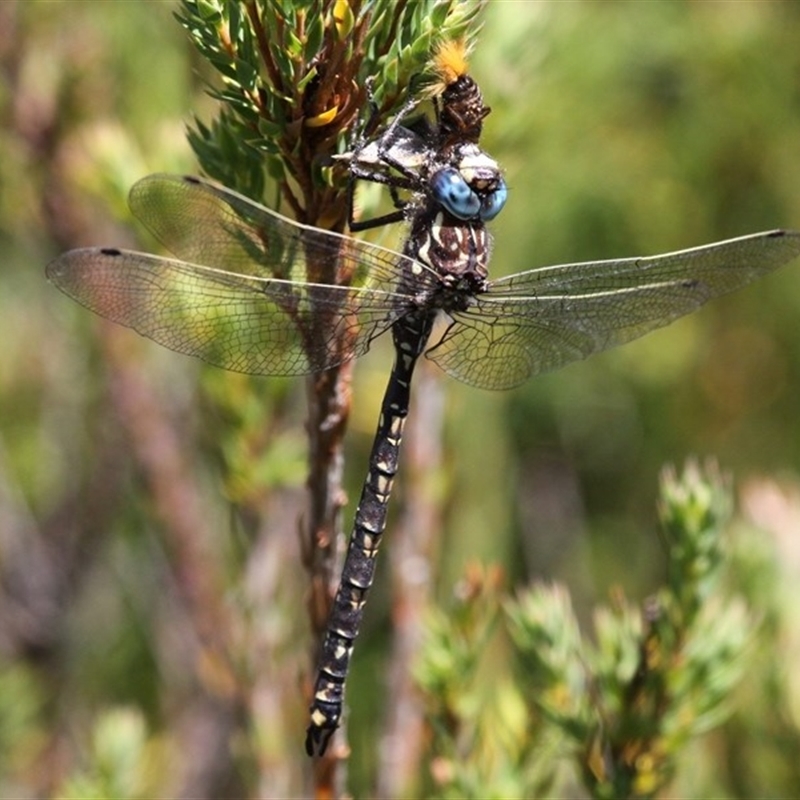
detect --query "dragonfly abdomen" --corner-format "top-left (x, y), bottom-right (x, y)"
top-left (305, 310), bottom-right (435, 756)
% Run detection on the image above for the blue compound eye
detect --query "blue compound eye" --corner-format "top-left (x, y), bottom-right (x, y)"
top-left (431, 168), bottom-right (481, 220)
top-left (480, 177), bottom-right (508, 221)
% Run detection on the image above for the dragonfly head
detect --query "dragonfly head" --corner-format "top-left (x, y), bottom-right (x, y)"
top-left (430, 144), bottom-right (507, 222)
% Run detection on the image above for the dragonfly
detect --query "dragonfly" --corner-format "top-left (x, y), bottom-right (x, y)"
top-left (46, 56), bottom-right (800, 756)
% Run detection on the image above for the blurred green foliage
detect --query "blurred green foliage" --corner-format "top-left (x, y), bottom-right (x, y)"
top-left (1, 1), bottom-right (800, 797)
top-left (414, 464), bottom-right (757, 799)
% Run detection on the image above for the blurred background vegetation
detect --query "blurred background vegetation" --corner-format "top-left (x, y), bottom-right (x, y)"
top-left (2, 1), bottom-right (800, 797)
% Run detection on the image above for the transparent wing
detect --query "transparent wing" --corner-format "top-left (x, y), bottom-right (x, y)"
top-left (45, 174), bottom-right (442, 376)
top-left (46, 247), bottom-right (413, 375)
top-left (427, 230), bottom-right (800, 390)
top-left (128, 173), bottom-right (432, 291)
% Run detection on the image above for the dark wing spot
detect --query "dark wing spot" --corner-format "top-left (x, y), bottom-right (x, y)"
top-left (183, 175), bottom-right (200, 185)
top-left (100, 248), bottom-right (122, 256)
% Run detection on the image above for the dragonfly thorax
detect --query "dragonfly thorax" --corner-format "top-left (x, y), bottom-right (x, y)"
top-left (409, 208), bottom-right (492, 284)
top-left (436, 269), bottom-right (487, 314)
